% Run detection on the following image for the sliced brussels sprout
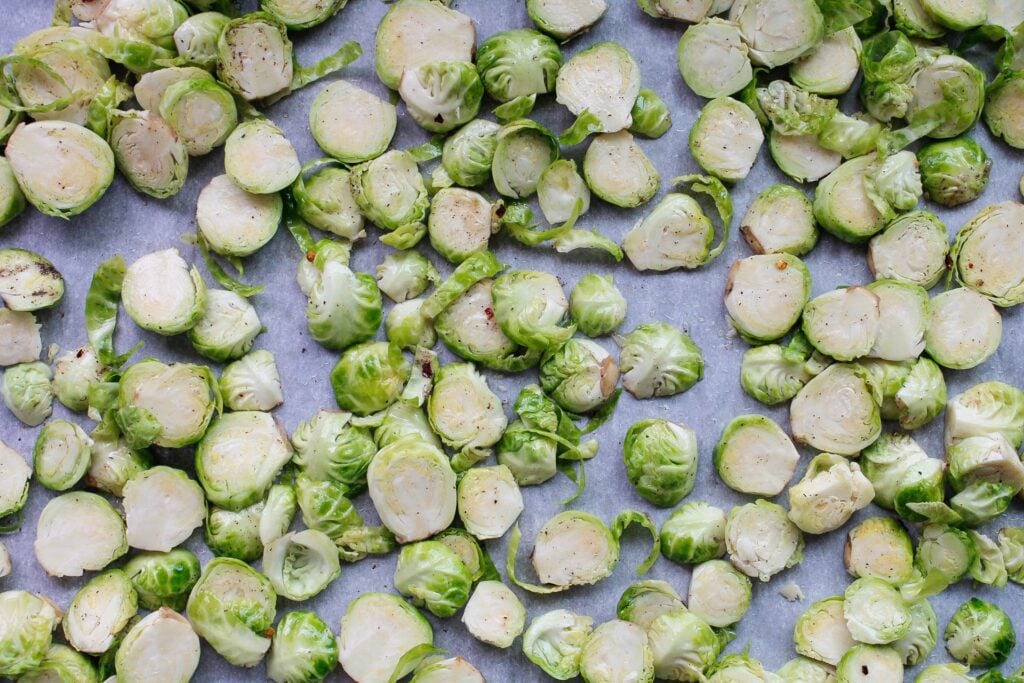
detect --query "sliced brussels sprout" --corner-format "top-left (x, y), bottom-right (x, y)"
top-left (845, 517), bottom-right (915, 584)
top-left (462, 580), bottom-right (526, 648)
top-left (34, 491), bottom-right (127, 577)
top-left (616, 580), bottom-right (686, 630)
top-left (788, 453), bottom-right (874, 534)
top-left (386, 299), bottom-right (436, 351)
top-left (687, 560), bottom-right (752, 628)
top-left (794, 596), bottom-right (858, 666)
top-left (893, 599), bottom-right (938, 666)
top-left (259, 483), bottom-right (296, 547)
top-left (583, 130), bottom-right (660, 208)
top-left (196, 174), bottom-right (281, 258)
top-left (440, 119), bottom-right (501, 188)
top-left (5, 121), bottom-right (114, 218)
top-left (556, 42), bottom-right (640, 134)
top-left (375, 0), bottom-right (475, 90)
top-left (835, 645), bottom-right (903, 682)
top-left (623, 190), bottom-right (724, 271)
top-left (522, 609), bottom-right (594, 680)
top-left (309, 81), bottom-right (396, 164)
top-left (2, 361), bottom-right (52, 427)
top-left (689, 97), bottom-right (764, 182)
top-left (262, 0), bottom-right (347, 29)
top-left (914, 664), bottom-right (974, 683)
top-left (428, 188), bottom-right (496, 264)
top-left (905, 55), bottom-right (985, 139)
top-left (726, 499), bottom-right (804, 581)
top-left (867, 211), bottom-right (949, 289)
top-left (578, 619), bottom-right (655, 683)
top-left (219, 350), bottom-right (284, 412)
top-left (946, 433), bottom-right (1024, 495)
top-left (865, 280), bottom-right (929, 361)
top-left (18, 643), bottom-right (97, 683)
top-left (569, 274), bottom-right (626, 338)
top-left (729, 0), bottom-right (825, 67)
top-left (714, 414), bottom-right (800, 497)
top-left (196, 412), bottom-right (291, 511)
top-left (117, 360), bottom-right (219, 449)
top-left (951, 202), bottom-right (1024, 307)
top-left (0, 440), bottom-right (28, 521)
top-left (539, 338), bottom-right (618, 413)
top-left (85, 417), bottom-right (150, 497)
top-left (791, 27), bottom-right (862, 95)
top-left (223, 118), bottom-right (299, 195)
top-left (647, 609), bottom-right (721, 682)
top-left (944, 598), bottom-right (1015, 667)
top-left (630, 88), bottom-right (673, 139)
top-left (739, 339), bottom-right (822, 406)
top-left (337, 593), bottom-right (433, 683)
top-left (293, 474), bottom-right (363, 543)
top-left (526, 0), bottom-right (608, 39)
top-left (725, 254), bottom-right (811, 342)
top-left (490, 270), bottom-right (573, 352)
top-left (523, 511), bottom-right (620, 589)
top-left (661, 502), bottom-right (728, 566)
top-left (121, 249), bottom-right (205, 335)
top-left (790, 363), bottom-right (881, 456)
top-left (267, 611), bottom-right (338, 683)
top-left (434, 528), bottom-right (497, 584)
top-left (134, 67), bottom-right (212, 114)
top-left (497, 420), bottom-right (558, 486)
top-left (638, 0), bottom-right (714, 21)
top-left (206, 502), bottom-right (263, 561)
top-left (376, 252), bottom-right (439, 304)
top-left (491, 119), bottom-right (560, 199)
top-left (186, 557), bottom-right (276, 667)
top-left (368, 436), bottom-right (456, 544)
top-left (62, 569), bottom-right (136, 655)
top-left (0, 158), bottom-right (25, 228)
top-left (263, 530), bottom-right (340, 601)
top-left (158, 77), bottom-right (238, 156)
top-left (623, 418), bottom-right (698, 507)
top-left (114, 608), bottom-right (200, 683)
top-left (32, 419), bottom-right (91, 491)
top-left (124, 549), bottom-right (201, 612)
top-left (476, 28), bottom-right (561, 104)
top-left (173, 12), bottom-right (229, 68)
top-left (893, 0), bottom-right (945, 40)
top-left (458, 465), bottom-right (523, 540)
top-left (188, 289), bottom-right (262, 363)
top-left (331, 342), bottom-right (410, 416)
top-left (394, 540), bottom-right (472, 618)
top-left (108, 111), bottom-right (188, 200)
top-left (399, 61), bottom-right (483, 134)
top-left (0, 591), bottom-right (61, 677)
top-left (292, 409), bottom-right (375, 489)
top-left (917, 137), bottom-right (991, 208)
top-left (818, 112), bottom-right (883, 160)
top-left (769, 130), bottom-right (842, 184)
top-left (0, 249), bottom-right (65, 312)
top-left (292, 160), bottom-right (365, 240)
top-left (537, 160), bottom-right (591, 225)
top-left (123, 466), bottom-right (205, 552)
top-left (985, 73), bottom-right (1024, 149)
top-left (740, 184), bottom-right (818, 256)
top-left (924, 288), bottom-right (1002, 370)
top-left (428, 363), bottom-right (507, 468)
top-left (299, 243), bottom-right (382, 352)
top-left (619, 322), bottom-right (703, 399)
top-left (82, 0), bottom-right (187, 48)
top-left (708, 653), bottom-right (778, 682)
top-left (677, 18), bottom-right (752, 99)
top-left (915, 523), bottom-right (977, 592)
top-left (350, 150), bottom-right (429, 243)
top-left (813, 155), bottom-right (888, 243)
top-left (946, 381), bottom-right (1024, 450)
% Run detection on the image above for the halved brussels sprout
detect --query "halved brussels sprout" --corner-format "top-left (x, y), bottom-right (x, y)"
top-left (924, 288), bottom-right (1002, 370)
top-left (490, 270), bottom-right (574, 352)
top-left (203, 507), bottom-right (260, 558)
top-left (866, 280), bottom-right (929, 362)
top-left (476, 29), bottom-right (561, 103)
top-left (196, 412), bottom-right (291, 511)
top-left (434, 528), bottom-right (497, 584)
top-left (647, 609), bottom-right (721, 682)
top-left (263, 530), bottom-right (341, 601)
top-left (309, 81), bottom-right (396, 164)
top-left (951, 202), bottom-right (1024, 307)
top-left (394, 540), bottom-right (473, 617)
top-left (0, 158), bottom-right (25, 228)
top-left (491, 119), bottom-right (560, 199)
top-left (677, 19), bottom-right (752, 99)
top-left (714, 414), bottom-right (800, 496)
top-left (583, 131), bottom-right (660, 207)
top-left (375, 0), bottom-right (475, 90)
top-left (220, 350), bottom-right (284, 412)
top-left (525, 511), bottom-right (625, 590)
top-left (921, 0), bottom-right (986, 28)
top-left (569, 274), bottom-right (626, 338)
top-left (528, 0), bottom-right (608, 39)
top-left (5, 121), bottom-right (114, 218)
top-left (458, 465), bottom-right (523, 540)
top-left (196, 174), bottom-right (281, 257)
top-left (32, 419), bottom-right (91, 491)
top-left (538, 159), bottom-right (591, 225)
top-left (540, 338), bottom-right (618, 413)
top-left (123, 466), bottom-right (205, 551)
top-left (522, 609), bottom-right (594, 680)
top-left (188, 289), bottom-right (262, 363)
top-left (556, 42), bottom-right (641, 134)
top-left (660, 502), bottom-right (728, 565)
top-left (845, 517), bottom-right (916, 584)
top-left (0, 439), bottom-right (30, 521)
top-left (689, 97), bottom-right (764, 182)
top-left (794, 596), bottom-right (859, 666)
top-left (267, 611), bottom-right (338, 683)
top-left (917, 137), bottom-right (991, 207)
top-left (616, 580), bottom-right (686, 630)
top-left (790, 363), bottom-right (881, 455)
top-left (438, 119), bottom-right (499, 188)
top-left (725, 254), bottom-right (811, 342)
top-left (85, 418), bottom-right (150, 497)
top-left (619, 322), bottom-right (703, 399)
top-left (117, 359), bottom-right (219, 449)
top-left (789, 453), bottom-right (874, 534)
top-left (916, 523), bottom-right (977, 588)
top-left (299, 243), bottom-right (382, 352)
top-left (740, 184), bottom-right (818, 256)
top-left (428, 363), bottom-right (508, 468)
top-left (173, 12), bottom-right (229, 68)
top-left (739, 336), bottom-right (824, 405)
top-left (944, 598), bottom-right (1015, 667)
top-left (51, 345), bottom-right (105, 412)
top-left (292, 160), bottom-right (365, 240)
top-left (497, 420), bottom-right (558, 486)
top-left (158, 77), bottom-right (238, 156)
top-left (985, 73), bottom-right (1024, 149)
top-left (946, 433), bottom-right (1024, 495)
top-left (462, 580), bottom-right (526, 648)
top-left (726, 499), bottom-right (804, 581)
top-left (62, 569), bottom-right (136, 655)
top-left (18, 643), bottom-right (97, 683)
top-left (337, 593), bottom-right (433, 683)
top-left (135, 67), bottom-right (212, 114)
top-left (411, 657), bottom-right (483, 683)
top-left (387, 299), bottom-right (436, 351)
top-left (115, 608), bottom-right (200, 683)
top-left (428, 188), bottom-right (497, 264)
top-left (260, 483), bottom-right (296, 546)
top-left (292, 409), bottom-right (375, 489)
top-left (400, 61), bottom-right (483, 134)
top-left (578, 619), bottom-right (654, 683)
top-left (623, 418), bottom-right (698, 507)
top-left (376, 252), bottom-right (438, 304)
top-left (2, 361), bottom-right (52, 426)
top-left (34, 491), bottom-right (127, 577)
top-left (350, 150), bottom-right (429, 245)
top-left (186, 557), bottom-right (277, 667)
top-left (631, 88), bottom-right (673, 139)
top-left (623, 189), bottom-right (724, 271)
top-left (263, 0), bottom-right (347, 29)
top-left (688, 560), bottom-right (751, 627)
top-left (729, 0), bottom-right (825, 67)
top-left (894, 600), bottom-right (938, 666)
top-left (813, 155), bottom-right (888, 243)
top-left (0, 591), bottom-right (62, 677)
top-left (0, 249), bottom-right (64, 312)
top-left (914, 664), bottom-right (974, 683)
top-left (124, 549), bottom-right (201, 611)
top-left (109, 111), bottom-right (188, 199)
top-left (368, 436), bottom-right (456, 544)
top-left (769, 130), bottom-right (842, 184)
top-left (83, 0), bottom-right (187, 48)
top-left (331, 342), bottom-right (410, 416)
top-left (946, 381), bottom-right (1024, 450)
top-left (223, 118), bottom-right (299, 194)
top-left (867, 211), bottom-right (949, 289)
top-left (791, 27), bottom-right (862, 95)
top-left (968, 530), bottom-right (1007, 587)
top-left (905, 55), bottom-right (985, 140)
top-left (835, 645), bottom-right (903, 682)
top-left (121, 249), bottom-right (205, 335)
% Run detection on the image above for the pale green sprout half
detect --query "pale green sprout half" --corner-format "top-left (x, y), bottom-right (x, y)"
top-left (540, 338), bottom-right (619, 413)
top-left (399, 61), bottom-right (483, 134)
top-left (790, 363), bottom-right (881, 455)
top-left (117, 360), bottom-right (219, 449)
top-left (196, 411), bottom-right (292, 511)
top-left (729, 0), bottom-right (824, 67)
top-left (946, 381), bottom-right (1024, 450)
top-left (85, 417), bottom-right (150, 497)
top-left (207, 502), bottom-right (262, 561)
top-left (630, 88), bottom-right (673, 139)
top-left (115, 608), bottom-right (201, 683)
top-left (0, 158), bottom-right (26, 228)
top-left (921, 0), bottom-right (985, 29)
top-left (263, 0), bottom-right (348, 29)
top-left (638, 0), bottom-right (715, 22)
top-left (428, 188), bottom-right (498, 264)
top-left (428, 362), bottom-right (508, 469)
top-left (441, 119), bottom-right (501, 188)
top-left (109, 111), bottom-right (189, 199)
top-left (135, 67), bottom-right (212, 114)
top-left (915, 523), bottom-right (977, 588)
top-left (917, 137), bottom-right (991, 207)
top-left (769, 129), bottom-right (842, 184)
top-left (375, 0), bottom-right (475, 90)
top-left (81, 0), bottom-right (188, 49)
top-left (707, 653), bottom-right (778, 683)
top-left (689, 97), bottom-right (764, 182)
top-left (647, 609), bottom-right (721, 682)
top-left (62, 569), bottom-right (136, 655)
top-left (944, 598), bottom-right (1016, 667)
top-left (224, 118), bottom-right (300, 195)
top-left (740, 184), bottom-right (818, 256)
top-left (173, 12), bottom-right (229, 68)
top-left (914, 663), bottom-right (974, 683)
top-left (263, 530), bottom-right (341, 601)
top-left (904, 55), bottom-right (985, 140)
top-left (18, 643), bottom-right (97, 683)
top-left (267, 611), bottom-right (338, 683)
top-left (867, 211), bottom-right (949, 289)
top-left (818, 112), bottom-right (883, 160)
top-left (350, 150), bottom-right (429, 246)
top-left (623, 418), bottom-right (698, 507)
top-left (522, 609), bottom-right (594, 680)
top-left (34, 492), bottom-right (127, 577)
top-left (121, 248), bottom-right (205, 335)
top-left (186, 557), bottom-right (277, 667)
top-left (309, 81), bottom-right (396, 164)
top-left (570, 274), bottom-right (626, 338)
top-left (291, 409), bottom-right (376, 489)
top-left (299, 242), bottom-right (382, 352)
top-left (578, 619), bottom-right (654, 683)
top-left (788, 453), bottom-right (875, 534)
top-left (868, 151), bottom-right (923, 214)
top-left (458, 465), bottom-right (524, 540)
top-left (0, 591), bottom-right (62, 677)
top-left (619, 322), bottom-right (703, 399)
top-left (660, 502), bottom-right (727, 565)
top-left (946, 432), bottom-right (1024, 494)
top-left (158, 76), bottom-right (238, 156)
top-left (866, 281), bottom-right (929, 362)
top-left (985, 73), bottom-right (1024, 149)
top-left (292, 160), bottom-right (365, 240)
top-left (688, 559), bottom-right (752, 627)
top-left (376, 251), bottom-right (439, 303)
top-left (714, 414), bottom-right (800, 497)
top-left (435, 528), bottom-right (498, 584)
top-left (5, 121), bottom-right (114, 218)
top-left (835, 645), bottom-right (904, 683)
top-left (387, 299), bottom-right (436, 351)
top-left (805, 285), bottom-right (884, 361)
top-left (844, 517), bottom-right (915, 584)
top-left (411, 657), bottom-right (485, 682)
top-left (0, 249), bottom-right (65, 312)
top-left (331, 341), bottom-right (410, 416)
top-left (32, 419), bottom-right (91, 491)
top-left (951, 201), bottom-right (1024, 306)
top-left (123, 466), bottom-right (205, 552)
top-left (188, 289), bottom-right (262, 363)
top-left (491, 270), bottom-right (574, 351)
top-left (726, 499), bottom-right (804, 581)
top-left (368, 436), bottom-right (456, 543)
top-left (793, 596), bottom-right (857, 665)
top-left (725, 254), bottom-right (811, 342)
top-left (538, 159), bottom-right (591, 224)
top-left (677, 19), bottom-right (752, 99)
top-left (583, 131), bottom-right (660, 208)
top-left (394, 540), bottom-right (473, 617)
top-left (813, 155), bottom-right (888, 243)
top-left (2, 361), bottom-right (52, 427)
top-left (477, 29), bottom-right (562, 102)
top-left (617, 580), bottom-right (686, 630)
top-left (196, 174), bottom-right (281, 257)
top-left (925, 288), bottom-right (1002, 370)
top-left (893, 599), bottom-right (938, 666)
top-left (739, 334), bottom-right (826, 406)
top-left (556, 42), bottom-right (641, 134)
top-left (337, 592), bottom-right (433, 683)
top-left (219, 350), bottom-right (284, 412)
top-left (492, 119), bottom-right (560, 199)
top-left (124, 549), bottom-right (201, 611)
top-left (527, 0), bottom-right (608, 39)
top-left (462, 580), bottom-right (526, 648)
top-left (791, 27), bottom-right (862, 95)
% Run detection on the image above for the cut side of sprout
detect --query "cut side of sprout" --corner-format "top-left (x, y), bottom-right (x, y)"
top-left (188, 289), bottom-right (262, 363)
top-left (309, 81), bottom-right (396, 164)
top-left (530, 511), bottom-right (619, 588)
top-left (740, 184), bottom-right (818, 255)
top-left (196, 412), bottom-right (292, 511)
top-left (867, 211), bottom-right (950, 289)
top-left (835, 645), bottom-right (904, 682)
top-left (623, 193), bottom-right (715, 271)
top-left (158, 77), bottom-right (238, 156)
top-left (0, 249), bottom-right (64, 312)
top-left (726, 499), bottom-right (804, 581)
top-left (952, 201), bottom-right (1024, 306)
top-left (813, 155), bottom-right (886, 243)
top-left (867, 280), bottom-right (929, 361)
top-left (196, 175), bottom-right (282, 258)
top-left (724, 254), bottom-right (811, 342)
top-left (788, 453), bottom-right (875, 534)
top-left (219, 350), bottom-right (284, 412)
top-left (492, 120), bottom-right (559, 199)
top-left (224, 118), bottom-right (300, 195)
top-left (34, 491), bottom-right (127, 577)
top-left (690, 97), bottom-right (764, 182)
top-left (687, 560), bottom-right (752, 627)
top-left (337, 593), bottom-right (433, 683)
top-left (794, 597), bottom-right (858, 665)
top-left (121, 249), bottom-right (206, 335)
top-left (677, 18), bottom-right (752, 99)
top-left (399, 61), bottom-right (483, 134)
top-left (458, 465), bottom-right (524, 540)
top-left (32, 419), bottom-right (92, 492)
top-left (790, 363), bottom-right (881, 456)
top-left (0, 310), bottom-right (41, 367)
top-left (924, 288), bottom-right (1002, 370)
top-left (0, 440), bottom-right (30, 520)
top-left (769, 130), bottom-right (842, 184)
top-left (428, 188), bottom-right (496, 264)
top-left (114, 609), bottom-right (201, 683)
top-left (714, 414), bottom-right (801, 496)
top-left (109, 111), bottom-right (189, 199)
top-left (62, 569), bottom-right (136, 654)
top-left (375, 0), bottom-right (476, 90)
top-left (462, 580), bottom-right (526, 648)
top-left (584, 131), bottom-right (660, 208)
top-left (729, 0), bottom-right (824, 67)
top-left (790, 26), bottom-right (861, 96)
top-left (367, 436), bottom-right (456, 544)
top-left (538, 159), bottom-right (591, 225)
top-left (844, 517), bottom-right (915, 584)
top-left (579, 619), bottom-right (655, 683)
top-left (123, 466), bottom-right (205, 552)
top-left (556, 42), bottom-right (641, 133)
top-left (802, 286), bottom-right (880, 361)
top-left (527, 0), bottom-right (608, 40)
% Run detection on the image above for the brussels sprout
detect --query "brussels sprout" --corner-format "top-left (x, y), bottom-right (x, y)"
top-left (835, 645), bottom-right (904, 682)
top-left (813, 155), bottom-right (889, 243)
top-left (583, 131), bottom-right (660, 207)
top-left (0, 158), bottom-right (24, 229)
top-left (619, 322), bottom-right (703, 399)
top-left (186, 558), bottom-right (276, 667)
top-left (291, 161), bottom-right (364, 240)
top-left (411, 657), bottom-right (485, 682)
top-left (951, 202), bottom-right (1024, 307)
top-left (845, 517), bottom-right (915, 584)
top-left (291, 409), bottom-right (375, 490)
top-left (32, 419), bottom-right (91, 491)
top-left (892, 599), bottom-right (938, 666)
top-left (925, 288), bottom-right (1002, 370)
top-left (790, 363), bottom-right (881, 456)
top-left (440, 119), bottom-right (501, 188)
top-left (623, 190), bottom-right (724, 271)
top-left (158, 77), bottom-right (238, 156)
top-left (556, 42), bottom-right (641, 134)
top-left (476, 29), bottom-right (561, 104)
top-left (677, 19), bottom-right (752, 99)
top-left (462, 580), bottom-right (526, 648)
top-left (522, 609), bottom-right (594, 680)
top-left (197, 175), bottom-right (281, 258)
top-left (791, 27), bottom-right (862, 95)
top-left (386, 300), bottom-right (436, 351)
top-left (1, 361), bottom-right (51, 426)
top-left (617, 580), bottom-right (687, 630)
top-left (870, 151), bottom-right (924, 213)
top-left (689, 97), bottom-right (764, 182)
top-left (578, 619), bottom-right (655, 683)
top-left (631, 88), bottom-right (673, 139)
top-left (173, 11), bottom-right (229, 68)
top-left (729, 0), bottom-right (824, 67)
top-left (0, 249), bottom-right (65, 312)
top-left (904, 55), bottom-right (985, 140)
top-left (539, 338), bottom-right (619, 414)
top-left (5, 121), bottom-right (114, 218)
top-left (332, 342), bottom-right (411, 417)
top-left (776, 657), bottom-right (836, 682)
top-left (794, 597), bottom-right (858, 666)
top-left (458, 465), bottom-right (524, 540)
top-left (527, 0), bottom-right (608, 39)
top-left (0, 591), bottom-right (61, 677)
top-left (206, 503), bottom-right (264, 561)
top-left (134, 67), bottom-right (212, 113)
top-left (262, 0), bottom-right (346, 29)
top-left (708, 654), bottom-right (779, 682)
top-left (267, 611), bottom-right (338, 683)
top-left (968, 530), bottom-right (1008, 587)
top-left (299, 244), bottom-right (382, 352)
top-left (256, 483), bottom-right (295, 546)
top-left (817, 112), bottom-right (883, 160)
top-left (915, 664), bottom-right (975, 683)
top-left (350, 150), bottom-right (429, 245)
top-left (726, 499), bottom-right (804, 581)
top-left (491, 119), bottom-right (560, 199)
top-left (375, 399), bottom-right (441, 451)
top-left (521, 511), bottom-right (625, 590)
top-left (537, 160), bottom-right (591, 225)
top-left (842, 577), bottom-right (912, 645)
top-left (262, 530), bottom-right (341, 601)
top-left (34, 491), bottom-right (127, 577)
top-left (188, 289), bottom-right (262, 363)
top-left (487, 270), bottom-right (573, 352)
top-left (85, 418), bottom-right (150, 497)
top-left (714, 414), bottom-right (800, 496)
top-left (661, 502), bottom-right (728, 566)
top-left (220, 350), bottom-right (284, 412)
top-left (393, 540), bottom-right (473, 618)
top-left (121, 249), bottom-right (205, 335)
top-left (725, 254), bottom-right (811, 342)
top-left (368, 436), bottom-right (456, 543)
top-left (124, 549), bottom-right (201, 612)
top-left (686, 560), bottom-right (752, 628)
top-left (83, 0), bottom-right (188, 48)
top-left (427, 363), bottom-right (507, 468)
top-left (427, 189), bottom-right (497, 264)
top-left (946, 381), bottom-right (1024, 450)
top-left (647, 609), bottom-right (721, 682)
top-left (946, 433), bottom-right (1024, 495)
top-left (123, 466), bottom-right (205, 552)
top-left (917, 138), bottom-right (991, 208)
top-left (865, 280), bottom-right (929, 362)
top-left (399, 61), bottom-right (483, 134)
top-left (945, 599), bottom-right (1016, 667)
top-left (108, 111), bottom-right (188, 199)
top-left (376, 252), bottom-right (439, 304)
top-left (196, 411), bottom-right (291, 511)
top-left (497, 420), bottom-right (558, 486)
top-left (739, 336), bottom-right (824, 406)
top-left (18, 643), bottom-right (98, 683)
top-left (62, 569), bottom-right (136, 655)
top-left (223, 119), bottom-right (299, 195)
top-left (433, 528), bottom-right (496, 585)
top-left (293, 474), bottom-right (362, 543)
top-left (985, 73), bottom-right (1024, 149)
top-left (375, 0), bottom-right (475, 90)
top-left (756, 80), bottom-right (837, 137)
top-left (308, 81), bottom-right (396, 165)
top-left (867, 211), bottom-right (949, 289)
top-left (569, 275), bottom-right (627, 338)
top-left (337, 593), bottom-right (433, 682)
top-left (622, 418), bottom-right (698, 506)
top-left (115, 608), bottom-right (200, 683)
top-left (740, 185), bottom-right (818, 256)
top-left (769, 130), bottom-right (842, 184)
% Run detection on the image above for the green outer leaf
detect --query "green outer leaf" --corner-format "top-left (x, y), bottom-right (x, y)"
top-left (494, 94), bottom-right (536, 121)
top-left (83, 33), bottom-right (177, 72)
top-left (552, 229), bottom-right (624, 261)
top-left (421, 250), bottom-right (505, 319)
top-left (502, 201), bottom-right (567, 246)
top-left (291, 40), bottom-right (362, 92)
top-left (407, 134), bottom-right (446, 163)
top-left (387, 645), bottom-right (446, 683)
top-left (556, 458), bottom-right (586, 505)
top-left (612, 510), bottom-right (661, 575)
top-left (581, 388), bottom-right (621, 435)
top-left (559, 110), bottom-right (603, 146)
top-left (197, 233), bottom-right (264, 298)
top-left (86, 256), bottom-right (142, 368)
top-left (815, 0), bottom-right (875, 34)
top-left (283, 192), bottom-right (317, 254)
top-left (86, 77), bottom-right (132, 139)
top-left (505, 525), bottom-right (570, 594)
top-left (672, 174), bottom-right (732, 263)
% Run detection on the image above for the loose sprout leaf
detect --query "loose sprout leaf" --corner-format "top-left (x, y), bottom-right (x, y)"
top-left (84, 33), bottom-right (178, 72)
top-left (581, 388), bottom-right (621, 435)
top-left (291, 40), bottom-right (363, 93)
top-left (387, 645), bottom-right (447, 683)
top-left (493, 94), bottom-right (536, 121)
top-left (283, 193), bottom-right (318, 254)
top-left (612, 510), bottom-right (660, 575)
top-left (85, 256), bottom-right (142, 368)
top-left (501, 201), bottom-right (573, 247)
top-left (553, 229), bottom-right (624, 261)
top-left (559, 110), bottom-right (604, 146)
top-left (504, 525), bottom-right (570, 594)
top-left (672, 174), bottom-right (732, 263)
top-left (51, 0), bottom-right (72, 26)
top-left (556, 458), bottom-right (586, 505)
top-left (85, 76), bottom-right (132, 139)
top-left (421, 250), bottom-right (505, 319)
top-left (815, 0), bottom-right (876, 34)
top-left (196, 233), bottom-right (265, 298)
top-left (406, 134), bottom-right (446, 163)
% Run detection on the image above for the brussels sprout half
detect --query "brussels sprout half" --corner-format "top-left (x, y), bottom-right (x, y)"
top-left (867, 211), bottom-right (949, 289)
top-left (34, 491), bottom-right (127, 577)
top-left (845, 517), bottom-right (916, 584)
top-left (569, 274), bottom-right (627, 337)
top-left (769, 130), bottom-right (842, 184)
top-left (794, 596), bottom-right (858, 666)
top-left (158, 77), bottom-right (238, 156)
top-left (917, 137), bottom-right (991, 207)
top-left (0, 440), bottom-right (31, 520)
top-left (647, 609), bottom-right (722, 682)
top-left (729, 0), bottom-right (825, 67)
top-left (462, 580), bottom-right (526, 648)
top-left (527, 0), bottom-right (608, 40)
top-left (835, 645), bottom-right (904, 682)
top-left (985, 73), bottom-right (1024, 149)
top-left (124, 549), bottom-right (201, 612)
top-left (115, 608), bottom-right (200, 683)
top-left (121, 249), bottom-right (206, 335)
top-left (337, 593), bottom-right (433, 683)
top-left (375, 0), bottom-right (475, 90)
top-left (583, 131), bottom-right (660, 208)
top-left (309, 81), bottom-right (396, 164)
top-left (624, 418), bottom-right (699, 507)
top-left (925, 288), bottom-right (1002, 370)
top-left (714, 414), bottom-right (800, 497)
top-left (173, 12), bottom-right (229, 68)
top-left (660, 502), bottom-right (728, 566)
top-left (0, 248), bottom-right (65, 312)
top-left (725, 254), bottom-right (812, 343)
top-left (619, 322), bottom-right (704, 399)
top-left (196, 412), bottom-right (292, 511)
top-left (952, 201), bottom-right (1024, 307)
top-left (790, 363), bottom-right (881, 455)
top-left (457, 465), bottom-right (524, 540)
top-left (522, 609), bottom-right (594, 680)
top-left (263, 0), bottom-right (347, 30)
top-left (579, 619), bottom-right (655, 683)
top-left (219, 350), bottom-right (284, 412)
top-left (791, 27), bottom-right (862, 96)
top-left (690, 97), bottom-right (764, 183)
top-left (292, 160), bottom-right (365, 240)
top-left (393, 539), bottom-right (473, 618)
top-left (677, 18), bottom-right (752, 99)
top-left (117, 359), bottom-right (219, 449)
top-left (726, 499), bottom-right (804, 581)
top-left (616, 579), bottom-right (686, 630)
top-left (944, 598), bottom-right (1016, 667)
top-left (0, 591), bottom-right (63, 677)
top-left (350, 150), bottom-right (429, 245)
top-left (556, 42), bottom-right (641, 134)
top-left (267, 611), bottom-right (338, 683)
top-left (62, 569), bottom-right (137, 655)
top-left (740, 184), bottom-right (819, 256)
top-left (223, 118), bottom-right (299, 195)
top-left (368, 436), bottom-right (456, 544)
top-left (688, 560), bottom-right (752, 628)
top-left (263, 530), bottom-right (341, 601)
top-left (109, 111), bottom-right (188, 199)
top-left (32, 419), bottom-right (91, 491)
top-left (428, 188), bottom-right (497, 264)
top-left (123, 466), bottom-right (205, 552)
top-left (399, 61), bottom-right (483, 134)
top-left (789, 453), bottom-right (875, 534)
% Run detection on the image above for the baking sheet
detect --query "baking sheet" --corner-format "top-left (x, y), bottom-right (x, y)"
top-left (2, 1), bottom-right (1024, 680)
